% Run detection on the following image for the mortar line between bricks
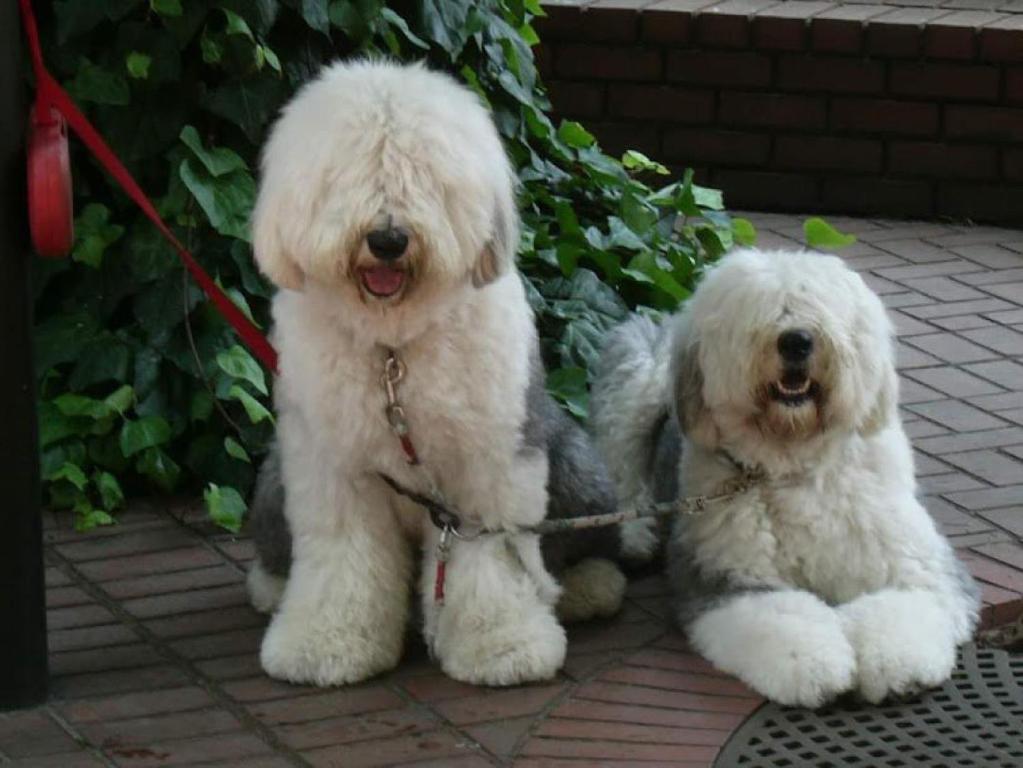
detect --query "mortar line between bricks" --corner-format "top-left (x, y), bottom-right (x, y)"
top-left (505, 629), bottom-right (694, 763)
top-left (44, 547), bottom-right (312, 768)
top-left (381, 680), bottom-right (502, 767)
top-left (44, 705), bottom-right (117, 768)
top-left (161, 507), bottom-right (254, 580)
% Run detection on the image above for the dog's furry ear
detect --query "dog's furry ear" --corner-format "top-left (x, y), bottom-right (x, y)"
top-left (670, 320), bottom-right (718, 447)
top-left (250, 194), bottom-right (305, 291)
top-left (472, 184), bottom-right (519, 288)
top-left (859, 357), bottom-right (899, 437)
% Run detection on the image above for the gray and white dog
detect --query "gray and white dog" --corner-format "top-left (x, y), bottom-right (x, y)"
top-left (591, 247), bottom-right (979, 709)
top-left (245, 60), bottom-right (624, 689)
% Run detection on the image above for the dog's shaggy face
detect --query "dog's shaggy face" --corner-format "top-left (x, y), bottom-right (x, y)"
top-left (671, 248), bottom-right (897, 454)
top-left (250, 60), bottom-right (518, 332)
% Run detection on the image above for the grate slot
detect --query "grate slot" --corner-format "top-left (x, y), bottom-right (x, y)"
top-left (715, 645), bottom-right (1023, 768)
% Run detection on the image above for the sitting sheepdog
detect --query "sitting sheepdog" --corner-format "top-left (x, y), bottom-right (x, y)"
top-left (591, 248), bottom-right (979, 708)
top-left (245, 60), bottom-right (626, 688)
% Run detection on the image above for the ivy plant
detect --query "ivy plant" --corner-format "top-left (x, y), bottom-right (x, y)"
top-left (33, 0), bottom-right (774, 531)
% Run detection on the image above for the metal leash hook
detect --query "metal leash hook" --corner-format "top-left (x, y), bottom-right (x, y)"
top-left (381, 349), bottom-right (419, 464)
top-left (434, 525), bottom-right (454, 604)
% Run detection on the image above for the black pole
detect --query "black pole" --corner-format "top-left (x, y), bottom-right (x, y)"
top-left (0, 0), bottom-right (49, 709)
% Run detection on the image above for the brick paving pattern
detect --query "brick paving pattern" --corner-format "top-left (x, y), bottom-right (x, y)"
top-left (2, 212), bottom-right (1022, 766)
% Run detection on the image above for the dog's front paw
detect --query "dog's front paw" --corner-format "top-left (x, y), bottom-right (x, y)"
top-left (260, 612), bottom-right (402, 687)
top-left (438, 608), bottom-right (566, 686)
top-left (689, 591), bottom-right (856, 709)
top-left (840, 590), bottom-right (957, 704)
top-left (738, 632), bottom-right (857, 709)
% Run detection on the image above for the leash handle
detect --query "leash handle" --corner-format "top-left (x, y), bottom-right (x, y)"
top-left (16, 0), bottom-right (278, 374)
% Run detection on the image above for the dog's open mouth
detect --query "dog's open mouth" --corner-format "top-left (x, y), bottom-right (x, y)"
top-left (360, 266), bottom-right (406, 298)
top-left (770, 372), bottom-right (817, 406)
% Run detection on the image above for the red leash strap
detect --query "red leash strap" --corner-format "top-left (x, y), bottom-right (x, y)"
top-left (17, 0), bottom-right (278, 373)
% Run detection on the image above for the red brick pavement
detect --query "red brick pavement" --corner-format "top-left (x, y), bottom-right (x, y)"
top-left (3, 212), bottom-right (1023, 766)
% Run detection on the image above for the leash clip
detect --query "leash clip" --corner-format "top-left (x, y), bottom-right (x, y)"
top-left (434, 524), bottom-right (454, 604)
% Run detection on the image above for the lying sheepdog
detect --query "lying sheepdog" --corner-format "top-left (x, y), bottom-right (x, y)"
top-left (591, 247), bottom-right (979, 708)
top-left (244, 60), bottom-right (626, 688)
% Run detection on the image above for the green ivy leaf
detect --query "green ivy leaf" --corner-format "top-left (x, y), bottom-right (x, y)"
top-left (104, 385), bottom-right (135, 415)
top-left (72, 204), bottom-right (124, 269)
top-left (66, 59), bottom-right (130, 105)
top-left (224, 9), bottom-right (256, 39)
top-left (557, 121), bottom-right (596, 149)
top-left (179, 126), bottom-right (248, 177)
top-left (179, 159), bottom-right (256, 241)
top-left (732, 217), bottom-right (757, 247)
top-left (150, 0), bottom-right (183, 16)
top-left (804, 217), bottom-right (857, 250)
top-left (622, 150), bottom-right (669, 175)
top-left (95, 471), bottom-right (125, 510)
top-left (191, 390), bottom-right (215, 422)
top-left (125, 51), bottom-right (151, 79)
top-left (229, 385), bottom-right (273, 424)
top-left (120, 415), bottom-right (172, 457)
top-left (53, 393), bottom-right (112, 420)
top-left (606, 217), bottom-right (647, 252)
top-left (224, 436), bottom-right (251, 463)
top-left (136, 447), bottom-right (181, 491)
top-left (693, 185), bottom-right (724, 211)
top-left (38, 403), bottom-right (79, 448)
top-left (546, 366), bottom-right (588, 419)
top-left (47, 462), bottom-right (89, 490)
top-left (76, 505), bottom-right (115, 532)
top-left (203, 482), bottom-right (247, 533)
top-left (260, 45), bottom-right (282, 72)
top-left (202, 78), bottom-right (288, 144)
top-left (298, 0), bottom-right (331, 34)
top-left (216, 345), bottom-right (268, 395)
top-left (380, 8), bottom-right (429, 50)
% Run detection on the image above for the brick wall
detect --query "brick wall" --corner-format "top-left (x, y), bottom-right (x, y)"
top-left (536, 0), bottom-right (1023, 224)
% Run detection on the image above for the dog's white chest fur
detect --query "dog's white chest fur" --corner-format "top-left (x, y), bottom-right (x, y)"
top-left (685, 427), bottom-right (936, 606)
top-left (271, 273), bottom-right (540, 535)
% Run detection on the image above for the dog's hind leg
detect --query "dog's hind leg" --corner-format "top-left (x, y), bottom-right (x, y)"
top-left (246, 447), bottom-right (291, 614)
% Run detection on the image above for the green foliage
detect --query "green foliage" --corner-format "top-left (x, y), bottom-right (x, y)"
top-left (34, 0), bottom-right (750, 531)
top-left (804, 217), bottom-right (857, 250)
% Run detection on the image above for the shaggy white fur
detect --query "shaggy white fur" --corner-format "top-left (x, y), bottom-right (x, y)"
top-left (249, 60), bottom-right (622, 688)
top-left (592, 247), bottom-right (980, 709)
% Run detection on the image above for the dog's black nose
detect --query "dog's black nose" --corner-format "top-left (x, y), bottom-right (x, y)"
top-left (778, 329), bottom-right (814, 362)
top-left (366, 227), bottom-right (409, 261)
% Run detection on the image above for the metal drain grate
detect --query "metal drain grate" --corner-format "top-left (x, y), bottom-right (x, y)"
top-left (715, 644), bottom-right (1023, 768)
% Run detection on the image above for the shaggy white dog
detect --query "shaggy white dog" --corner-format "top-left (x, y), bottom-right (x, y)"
top-left (245, 60), bottom-right (625, 688)
top-left (591, 248), bottom-right (980, 708)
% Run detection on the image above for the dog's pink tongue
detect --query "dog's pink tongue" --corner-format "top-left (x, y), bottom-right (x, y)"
top-left (363, 266), bottom-right (404, 296)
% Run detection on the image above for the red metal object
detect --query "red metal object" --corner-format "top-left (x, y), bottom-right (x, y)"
top-left (26, 104), bottom-right (73, 258)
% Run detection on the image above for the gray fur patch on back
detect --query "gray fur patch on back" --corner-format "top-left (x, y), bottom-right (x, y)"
top-left (651, 415), bottom-right (681, 504)
top-left (248, 446), bottom-right (292, 577)
top-left (520, 343), bottom-right (622, 572)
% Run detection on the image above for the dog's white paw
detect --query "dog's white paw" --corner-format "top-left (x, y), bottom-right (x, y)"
top-left (557, 558), bottom-right (626, 623)
top-left (840, 590), bottom-right (957, 704)
top-left (247, 560), bottom-right (286, 615)
top-left (746, 633), bottom-right (857, 709)
top-left (259, 612), bottom-right (402, 687)
top-left (690, 590), bottom-right (857, 709)
top-left (438, 608), bottom-right (566, 686)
